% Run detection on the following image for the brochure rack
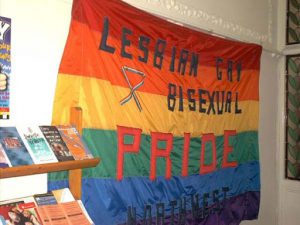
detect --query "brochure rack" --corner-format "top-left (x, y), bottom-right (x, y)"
top-left (0, 107), bottom-right (100, 200)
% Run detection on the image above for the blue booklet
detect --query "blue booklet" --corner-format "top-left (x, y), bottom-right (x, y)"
top-left (0, 127), bottom-right (34, 166)
top-left (34, 192), bottom-right (58, 206)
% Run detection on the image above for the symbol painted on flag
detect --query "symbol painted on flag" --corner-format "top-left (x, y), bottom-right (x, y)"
top-left (120, 66), bottom-right (146, 111)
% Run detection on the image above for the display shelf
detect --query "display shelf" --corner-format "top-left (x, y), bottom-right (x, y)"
top-left (0, 158), bottom-right (100, 200)
top-left (0, 107), bottom-right (98, 200)
top-left (0, 158), bottom-right (100, 179)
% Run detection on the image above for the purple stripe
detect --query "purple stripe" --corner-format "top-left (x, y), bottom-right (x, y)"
top-left (118, 191), bottom-right (259, 225)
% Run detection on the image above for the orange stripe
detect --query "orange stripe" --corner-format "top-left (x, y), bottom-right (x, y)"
top-left (52, 74), bottom-right (259, 136)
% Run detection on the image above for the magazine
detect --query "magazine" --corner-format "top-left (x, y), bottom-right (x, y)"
top-left (0, 127), bottom-right (34, 166)
top-left (57, 125), bottom-right (93, 160)
top-left (17, 126), bottom-right (58, 164)
top-left (39, 126), bottom-right (74, 162)
top-left (0, 200), bottom-right (24, 225)
top-left (0, 196), bottom-right (41, 225)
top-left (0, 143), bottom-right (11, 168)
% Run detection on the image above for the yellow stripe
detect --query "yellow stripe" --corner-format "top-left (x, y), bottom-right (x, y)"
top-left (52, 74), bottom-right (259, 137)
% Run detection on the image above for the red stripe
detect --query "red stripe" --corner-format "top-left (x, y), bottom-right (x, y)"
top-left (58, 0), bottom-right (261, 101)
top-left (68, 0), bottom-right (262, 69)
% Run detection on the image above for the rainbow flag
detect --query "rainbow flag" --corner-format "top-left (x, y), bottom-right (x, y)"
top-left (50, 0), bottom-right (262, 224)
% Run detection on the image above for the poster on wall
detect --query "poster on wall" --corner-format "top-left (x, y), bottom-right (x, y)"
top-left (0, 16), bottom-right (10, 120)
top-left (50, 0), bottom-right (262, 224)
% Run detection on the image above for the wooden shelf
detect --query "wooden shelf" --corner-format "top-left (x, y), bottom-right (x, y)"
top-left (0, 108), bottom-right (99, 200)
top-left (1, 158), bottom-right (100, 200)
top-left (0, 158), bottom-right (100, 179)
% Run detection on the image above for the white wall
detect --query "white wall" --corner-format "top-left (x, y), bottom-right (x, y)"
top-left (243, 51), bottom-right (279, 225)
top-left (0, 0), bottom-right (71, 126)
top-left (0, 1), bottom-right (281, 225)
top-left (124, 0), bottom-right (277, 51)
top-left (0, 0), bottom-right (72, 201)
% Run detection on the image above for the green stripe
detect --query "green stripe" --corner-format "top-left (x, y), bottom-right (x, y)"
top-left (49, 130), bottom-right (259, 181)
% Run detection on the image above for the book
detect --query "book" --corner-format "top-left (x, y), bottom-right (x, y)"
top-left (0, 127), bottom-right (34, 167)
top-left (36, 204), bottom-right (69, 225)
top-left (17, 126), bottom-right (58, 164)
top-left (57, 125), bottom-right (93, 160)
top-left (0, 143), bottom-right (11, 168)
top-left (35, 206), bottom-right (51, 225)
top-left (77, 201), bottom-right (94, 225)
top-left (34, 188), bottom-right (74, 206)
top-left (60, 201), bottom-right (92, 225)
top-left (36, 201), bottom-right (92, 225)
top-left (34, 193), bottom-right (57, 206)
top-left (39, 126), bottom-right (74, 162)
top-left (1, 193), bottom-right (93, 225)
top-left (51, 188), bottom-right (74, 203)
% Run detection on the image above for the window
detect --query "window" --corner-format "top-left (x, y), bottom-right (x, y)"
top-left (286, 54), bottom-right (300, 180)
top-left (287, 0), bottom-right (300, 45)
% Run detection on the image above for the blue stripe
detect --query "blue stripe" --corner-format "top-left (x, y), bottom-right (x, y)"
top-left (48, 161), bottom-right (260, 225)
top-left (118, 191), bottom-right (260, 225)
